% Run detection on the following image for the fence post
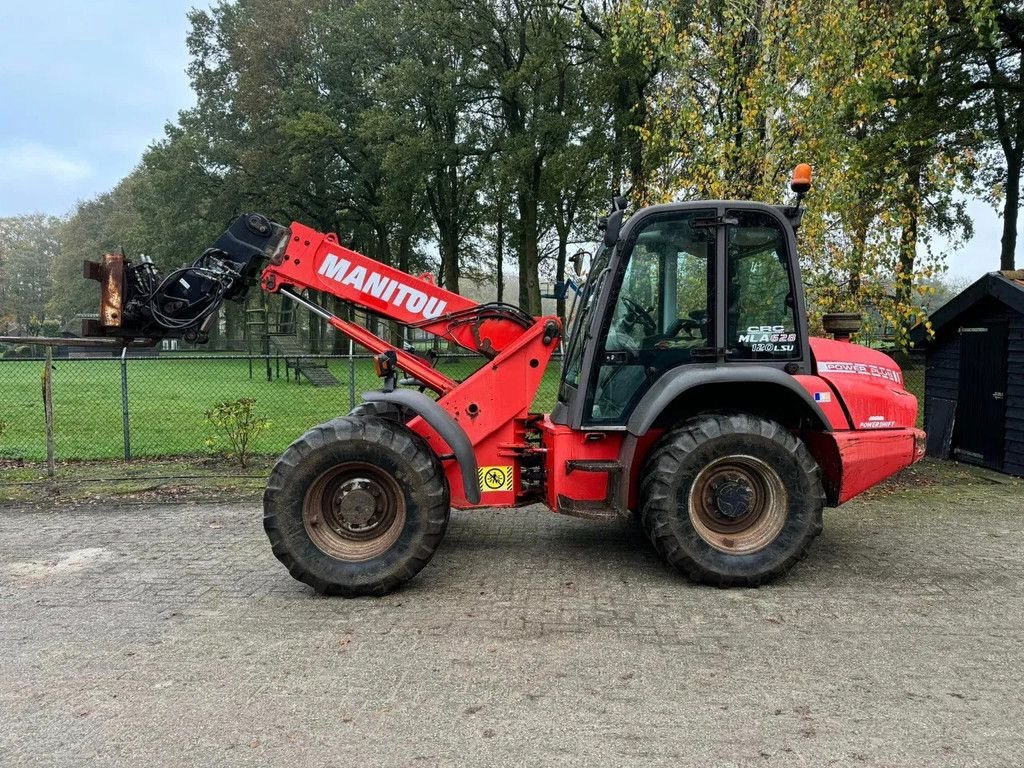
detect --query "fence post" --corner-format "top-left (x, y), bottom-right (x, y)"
top-left (43, 347), bottom-right (55, 478)
top-left (120, 347), bottom-right (132, 461)
top-left (348, 339), bottom-right (356, 411)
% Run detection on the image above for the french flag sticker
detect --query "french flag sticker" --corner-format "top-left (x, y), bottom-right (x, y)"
top-left (814, 392), bottom-right (832, 403)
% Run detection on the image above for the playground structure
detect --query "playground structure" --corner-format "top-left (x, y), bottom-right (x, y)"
top-left (244, 298), bottom-right (340, 387)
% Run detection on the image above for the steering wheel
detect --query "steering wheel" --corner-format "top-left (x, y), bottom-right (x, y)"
top-left (621, 297), bottom-right (658, 333)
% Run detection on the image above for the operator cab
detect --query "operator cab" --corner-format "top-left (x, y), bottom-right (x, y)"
top-left (555, 198), bottom-right (811, 429)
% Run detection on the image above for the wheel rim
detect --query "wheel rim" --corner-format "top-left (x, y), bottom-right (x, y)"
top-left (303, 462), bottom-right (406, 562)
top-left (688, 455), bottom-right (788, 554)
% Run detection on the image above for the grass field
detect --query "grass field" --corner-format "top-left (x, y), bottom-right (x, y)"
top-left (0, 354), bottom-right (924, 463)
top-left (0, 356), bottom-right (563, 462)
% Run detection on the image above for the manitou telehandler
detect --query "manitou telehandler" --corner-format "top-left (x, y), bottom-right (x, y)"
top-left (83, 166), bottom-right (925, 595)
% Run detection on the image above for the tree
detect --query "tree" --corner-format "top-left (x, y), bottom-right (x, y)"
top-left (574, 0), bottom-right (692, 202)
top-left (463, 0), bottom-right (596, 314)
top-left (970, 1), bottom-right (1024, 270)
top-left (371, 0), bottom-right (494, 295)
top-left (543, 139), bottom-right (607, 321)
top-left (0, 214), bottom-right (61, 330)
top-left (630, 0), bottom-right (978, 345)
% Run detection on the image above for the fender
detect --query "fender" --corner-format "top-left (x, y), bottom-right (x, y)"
top-left (615, 366), bottom-right (832, 512)
top-left (362, 389), bottom-right (482, 504)
top-left (625, 364), bottom-right (832, 436)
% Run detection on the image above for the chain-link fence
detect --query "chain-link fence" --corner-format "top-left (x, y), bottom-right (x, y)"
top-left (0, 351), bottom-right (563, 464)
top-left (0, 348), bottom-right (925, 465)
top-left (901, 352), bottom-right (926, 425)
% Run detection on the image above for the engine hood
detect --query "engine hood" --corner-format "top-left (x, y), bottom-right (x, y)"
top-left (809, 337), bottom-right (917, 430)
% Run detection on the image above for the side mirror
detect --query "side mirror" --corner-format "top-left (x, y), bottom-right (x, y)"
top-left (603, 209), bottom-right (624, 247)
top-left (571, 250), bottom-right (589, 277)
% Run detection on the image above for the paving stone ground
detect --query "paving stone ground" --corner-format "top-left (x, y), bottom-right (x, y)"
top-left (1, 463), bottom-right (1023, 767)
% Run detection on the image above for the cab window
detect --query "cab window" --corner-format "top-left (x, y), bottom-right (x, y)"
top-left (587, 209), bottom-right (715, 423)
top-left (726, 210), bottom-right (799, 360)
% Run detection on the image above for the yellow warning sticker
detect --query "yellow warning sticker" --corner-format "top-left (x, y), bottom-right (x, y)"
top-left (478, 465), bottom-right (513, 492)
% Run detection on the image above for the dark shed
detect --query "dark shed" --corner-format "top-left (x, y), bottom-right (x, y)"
top-left (915, 271), bottom-right (1024, 475)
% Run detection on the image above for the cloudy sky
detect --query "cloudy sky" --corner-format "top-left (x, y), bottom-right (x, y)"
top-left (0, 2), bottom-right (203, 217)
top-left (0, 0), bottom-right (1014, 281)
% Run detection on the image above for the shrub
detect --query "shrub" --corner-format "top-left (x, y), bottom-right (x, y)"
top-left (2, 345), bottom-right (31, 359)
top-left (204, 398), bottom-right (271, 468)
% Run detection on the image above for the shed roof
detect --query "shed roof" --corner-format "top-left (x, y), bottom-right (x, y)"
top-left (914, 271), bottom-right (1024, 343)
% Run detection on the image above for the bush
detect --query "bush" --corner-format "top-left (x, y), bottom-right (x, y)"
top-left (204, 398), bottom-right (271, 468)
top-left (2, 345), bottom-right (32, 359)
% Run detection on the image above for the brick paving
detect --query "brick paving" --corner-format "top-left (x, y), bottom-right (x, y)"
top-left (1, 468), bottom-right (1023, 766)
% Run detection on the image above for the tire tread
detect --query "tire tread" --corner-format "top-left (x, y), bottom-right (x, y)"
top-left (640, 413), bottom-right (824, 587)
top-left (263, 415), bottom-right (449, 597)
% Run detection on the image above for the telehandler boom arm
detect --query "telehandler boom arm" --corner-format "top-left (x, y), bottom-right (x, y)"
top-left (260, 222), bottom-right (539, 395)
top-left (83, 213), bottom-right (563, 509)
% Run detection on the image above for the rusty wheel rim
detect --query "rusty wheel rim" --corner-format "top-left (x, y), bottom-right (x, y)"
top-left (688, 455), bottom-right (788, 555)
top-left (303, 462), bottom-right (405, 562)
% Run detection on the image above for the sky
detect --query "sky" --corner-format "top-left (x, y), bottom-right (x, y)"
top-left (0, 1), bottom-right (203, 217)
top-left (0, 0), bottom-right (1016, 283)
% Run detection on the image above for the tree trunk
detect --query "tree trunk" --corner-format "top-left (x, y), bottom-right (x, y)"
top-left (895, 163), bottom-right (922, 346)
top-left (332, 297), bottom-right (346, 354)
top-left (441, 228), bottom-right (460, 295)
top-left (394, 235), bottom-right (414, 348)
top-left (206, 307), bottom-right (222, 349)
top-left (308, 292), bottom-right (320, 354)
top-left (224, 304), bottom-right (238, 349)
top-left (1001, 152), bottom-right (1020, 271)
top-left (615, 80), bottom-right (648, 202)
top-left (848, 205), bottom-right (871, 301)
top-left (555, 233), bottom-right (567, 322)
top-left (517, 186), bottom-right (541, 316)
top-left (496, 203), bottom-right (504, 304)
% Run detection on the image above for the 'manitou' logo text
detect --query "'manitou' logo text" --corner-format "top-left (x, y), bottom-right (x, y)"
top-left (317, 254), bottom-right (447, 320)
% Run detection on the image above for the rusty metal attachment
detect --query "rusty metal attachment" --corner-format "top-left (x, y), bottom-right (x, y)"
top-left (688, 455), bottom-right (788, 554)
top-left (302, 462), bottom-right (406, 561)
top-left (82, 253), bottom-right (125, 329)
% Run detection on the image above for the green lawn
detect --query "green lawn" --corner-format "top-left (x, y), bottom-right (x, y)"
top-left (0, 354), bottom-right (926, 463)
top-left (0, 356), bottom-right (563, 462)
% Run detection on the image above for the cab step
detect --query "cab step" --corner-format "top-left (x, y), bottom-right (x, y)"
top-left (555, 495), bottom-right (625, 522)
top-left (565, 459), bottom-right (623, 475)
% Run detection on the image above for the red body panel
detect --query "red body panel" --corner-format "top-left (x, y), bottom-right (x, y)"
top-left (806, 428), bottom-right (926, 504)
top-left (540, 421), bottom-right (625, 509)
top-left (799, 337), bottom-right (923, 503)
top-left (809, 337), bottom-right (918, 430)
top-left (264, 223), bottom-right (530, 364)
top-left (793, 374), bottom-right (849, 429)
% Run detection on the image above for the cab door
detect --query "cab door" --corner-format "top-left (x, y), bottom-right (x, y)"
top-left (582, 207), bottom-right (717, 425)
top-left (722, 208), bottom-right (805, 367)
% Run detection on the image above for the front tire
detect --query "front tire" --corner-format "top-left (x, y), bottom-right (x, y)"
top-left (346, 400), bottom-right (408, 423)
top-left (263, 416), bottom-right (449, 596)
top-left (640, 413), bottom-right (824, 587)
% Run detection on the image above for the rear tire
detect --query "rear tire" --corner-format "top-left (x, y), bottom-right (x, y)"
top-left (640, 413), bottom-right (823, 587)
top-left (263, 416), bottom-right (449, 596)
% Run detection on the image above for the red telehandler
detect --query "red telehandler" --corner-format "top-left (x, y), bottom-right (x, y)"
top-left (83, 166), bottom-right (924, 595)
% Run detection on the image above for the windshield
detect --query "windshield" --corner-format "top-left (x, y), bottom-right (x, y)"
top-left (561, 242), bottom-right (612, 388)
